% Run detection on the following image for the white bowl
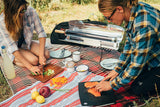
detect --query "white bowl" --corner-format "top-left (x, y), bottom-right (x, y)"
top-left (76, 64), bottom-right (88, 75)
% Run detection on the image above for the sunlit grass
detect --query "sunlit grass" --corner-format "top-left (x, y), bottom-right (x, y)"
top-left (39, 3), bottom-right (102, 34)
top-left (140, 0), bottom-right (160, 10)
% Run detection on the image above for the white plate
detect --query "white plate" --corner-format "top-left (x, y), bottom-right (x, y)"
top-left (100, 58), bottom-right (119, 70)
top-left (50, 49), bottom-right (72, 59)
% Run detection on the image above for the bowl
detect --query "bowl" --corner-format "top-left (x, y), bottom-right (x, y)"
top-left (76, 64), bottom-right (89, 75)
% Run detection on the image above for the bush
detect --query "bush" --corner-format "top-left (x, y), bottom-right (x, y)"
top-left (0, 1), bottom-right (4, 13)
top-left (69, 0), bottom-right (97, 5)
top-left (29, 0), bottom-right (97, 10)
top-left (29, 0), bottom-right (51, 11)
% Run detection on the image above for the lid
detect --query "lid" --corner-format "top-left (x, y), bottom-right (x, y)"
top-left (73, 51), bottom-right (80, 55)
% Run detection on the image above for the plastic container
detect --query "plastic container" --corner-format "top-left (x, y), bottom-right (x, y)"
top-left (1, 46), bottom-right (16, 79)
top-left (72, 51), bottom-right (80, 62)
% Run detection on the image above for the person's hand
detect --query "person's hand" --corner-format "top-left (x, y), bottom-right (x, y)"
top-left (30, 66), bottom-right (41, 75)
top-left (101, 70), bottom-right (119, 81)
top-left (39, 55), bottom-right (46, 65)
top-left (95, 81), bottom-right (112, 92)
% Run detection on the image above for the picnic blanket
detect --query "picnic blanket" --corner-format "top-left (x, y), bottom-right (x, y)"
top-left (0, 70), bottom-right (105, 107)
top-left (0, 44), bottom-right (119, 94)
top-left (0, 43), bottom-right (155, 106)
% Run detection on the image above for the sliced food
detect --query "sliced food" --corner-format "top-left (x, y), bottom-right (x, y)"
top-left (84, 81), bottom-right (99, 88)
top-left (88, 87), bottom-right (101, 97)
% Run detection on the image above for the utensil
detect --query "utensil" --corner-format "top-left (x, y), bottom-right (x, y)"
top-left (59, 48), bottom-right (66, 58)
top-left (42, 65), bottom-right (44, 78)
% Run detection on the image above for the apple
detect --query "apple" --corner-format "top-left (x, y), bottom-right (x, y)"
top-left (39, 86), bottom-right (51, 98)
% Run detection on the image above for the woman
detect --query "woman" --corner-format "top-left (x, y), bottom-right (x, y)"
top-left (96, 0), bottom-right (160, 96)
top-left (0, 0), bottom-right (50, 75)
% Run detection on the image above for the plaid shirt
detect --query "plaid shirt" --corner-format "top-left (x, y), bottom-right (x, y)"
top-left (111, 2), bottom-right (160, 90)
top-left (0, 7), bottom-right (47, 61)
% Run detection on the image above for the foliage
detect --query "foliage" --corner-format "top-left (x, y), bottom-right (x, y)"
top-left (27, 0), bottom-right (51, 11)
top-left (28, 0), bottom-right (97, 11)
top-left (69, 0), bottom-right (97, 5)
top-left (0, 0), bottom-right (4, 13)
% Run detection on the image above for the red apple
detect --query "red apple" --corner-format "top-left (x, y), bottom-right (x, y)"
top-left (39, 86), bottom-right (51, 98)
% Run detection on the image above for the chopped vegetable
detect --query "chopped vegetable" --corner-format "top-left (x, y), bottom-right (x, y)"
top-left (31, 72), bottom-right (36, 75)
top-left (43, 71), bottom-right (46, 75)
top-left (42, 69), bottom-right (55, 76)
top-left (47, 69), bottom-right (55, 76)
top-left (50, 76), bottom-right (68, 87)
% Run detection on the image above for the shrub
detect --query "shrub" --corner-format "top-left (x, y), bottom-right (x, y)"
top-left (0, 1), bottom-right (4, 13)
top-left (69, 0), bottom-right (97, 5)
top-left (29, 0), bottom-right (51, 11)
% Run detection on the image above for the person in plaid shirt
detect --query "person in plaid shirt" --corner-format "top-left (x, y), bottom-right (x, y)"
top-left (0, 0), bottom-right (50, 75)
top-left (96, 0), bottom-right (160, 96)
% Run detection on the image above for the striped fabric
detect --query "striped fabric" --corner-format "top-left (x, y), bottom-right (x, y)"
top-left (0, 45), bottom-right (119, 94)
top-left (0, 70), bottom-right (104, 107)
top-left (0, 44), bottom-right (120, 106)
top-left (0, 44), bottom-right (156, 106)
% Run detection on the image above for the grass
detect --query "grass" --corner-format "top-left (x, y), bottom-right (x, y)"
top-left (38, 2), bottom-right (102, 34)
top-left (0, 69), bottom-right (12, 102)
top-left (0, 1), bottom-right (160, 106)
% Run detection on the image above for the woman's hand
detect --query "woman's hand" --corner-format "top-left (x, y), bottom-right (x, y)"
top-left (30, 66), bottom-right (41, 75)
top-left (39, 55), bottom-right (46, 65)
top-left (95, 81), bottom-right (112, 92)
top-left (101, 70), bottom-right (119, 81)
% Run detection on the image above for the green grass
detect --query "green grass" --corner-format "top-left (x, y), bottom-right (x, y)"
top-left (0, 69), bottom-right (12, 102)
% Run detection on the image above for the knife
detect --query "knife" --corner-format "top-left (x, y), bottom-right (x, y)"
top-left (42, 65), bottom-right (44, 78)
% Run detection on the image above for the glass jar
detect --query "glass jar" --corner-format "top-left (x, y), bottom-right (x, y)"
top-left (72, 51), bottom-right (80, 62)
top-left (66, 61), bottom-right (75, 72)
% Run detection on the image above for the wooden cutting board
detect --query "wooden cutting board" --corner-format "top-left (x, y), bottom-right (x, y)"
top-left (30, 64), bottom-right (64, 83)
